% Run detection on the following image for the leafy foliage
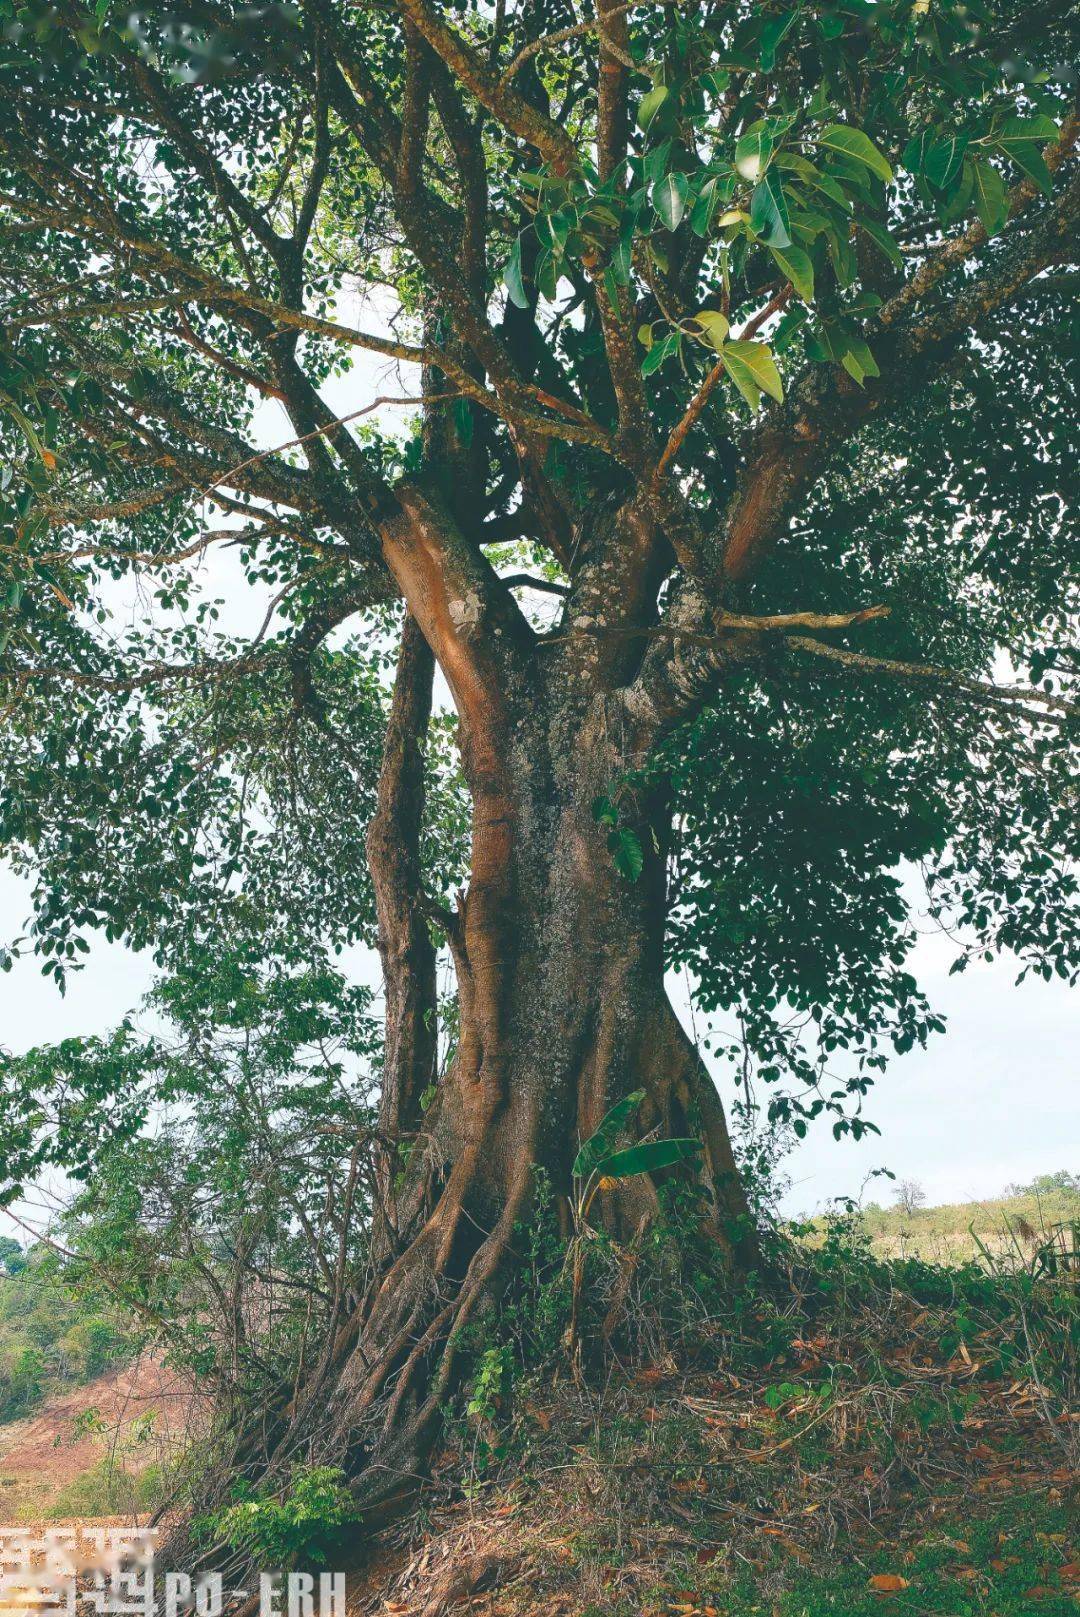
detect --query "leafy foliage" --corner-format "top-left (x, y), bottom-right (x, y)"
top-left (0, 951), bottom-right (382, 1431)
top-left (199, 1466), bottom-right (362, 1566)
top-left (0, 1247), bottom-right (131, 1423)
top-left (0, 0), bottom-right (1075, 1178)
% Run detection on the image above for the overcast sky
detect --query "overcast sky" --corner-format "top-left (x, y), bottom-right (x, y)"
top-left (3, 854), bottom-right (1076, 1223)
top-left (1, 307), bottom-right (1076, 1233)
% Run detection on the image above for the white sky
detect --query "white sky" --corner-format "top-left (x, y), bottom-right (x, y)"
top-left (2, 856), bottom-right (1076, 1224)
top-left (1, 300), bottom-right (1076, 1233)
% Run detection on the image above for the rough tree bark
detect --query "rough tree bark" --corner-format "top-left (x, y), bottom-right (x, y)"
top-left (276, 485), bottom-right (763, 1525)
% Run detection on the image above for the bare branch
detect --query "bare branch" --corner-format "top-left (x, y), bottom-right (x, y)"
top-left (787, 636), bottom-right (1079, 721)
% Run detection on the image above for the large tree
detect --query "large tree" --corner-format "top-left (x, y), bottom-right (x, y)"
top-left (1, 0), bottom-right (1077, 1520)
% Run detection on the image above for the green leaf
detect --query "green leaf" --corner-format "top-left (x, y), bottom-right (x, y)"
top-left (573, 1089), bottom-right (646, 1179)
top-left (759, 9), bottom-right (797, 70)
top-left (503, 237), bottom-right (528, 309)
top-left (995, 124), bottom-right (1053, 195)
top-left (839, 336), bottom-right (879, 385)
top-left (997, 114), bottom-right (1059, 142)
top-left (815, 124), bottom-right (893, 184)
top-left (652, 171), bottom-right (688, 232)
top-left (858, 217), bottom-right (903, 270)
top-left (902, 128), bottom-right (933, 175)
top-left (720, 340), bottom-right (783, 411)
top-left (694, 309), bottom-right (730, 350)
top-left (808, 322), bottom-right (879, 384)
top-left (534, 246), bottom-right (558, 301)
top-left (690, 174), bottom-right (730, 237)
top-left (750, 170), bottom-right (791, 248)
top-left (735, 124), bottom-right (774, 183)
top-left (637, 84), bottom-right (669, 133)
top-left (641, 330), bottom-right (679, 376)
top-left (608, 825), bottom-right (644, 880)
top-left (769, 243), bottom-right (814, 302)
top-left (593, 1137), bottom-right (703, 1180)
top-left (923, 135), bottom-right (969, 190)
top-left (971, 161), bottom-right (1009, 237)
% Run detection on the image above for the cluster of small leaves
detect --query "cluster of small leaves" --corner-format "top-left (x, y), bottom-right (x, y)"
top-left (199, 1465), bottom-right (362, 1567)
top-left (503, 0), bottom-right (1066, 417)
top-left (0, 949), bottom-right (381, 1405)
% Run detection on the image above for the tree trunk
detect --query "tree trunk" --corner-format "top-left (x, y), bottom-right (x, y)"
top-left (302, 572), bottom-right (757, 1520)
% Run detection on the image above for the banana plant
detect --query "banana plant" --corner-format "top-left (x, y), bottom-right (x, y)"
top-left (571, 1088), bottom-right (702, 1230)
top-left (564, 1090), bottom-right (702, 1366)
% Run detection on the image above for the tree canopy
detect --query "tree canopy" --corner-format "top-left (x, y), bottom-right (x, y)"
top-left (1, 0), bottom-right (1077, 1146)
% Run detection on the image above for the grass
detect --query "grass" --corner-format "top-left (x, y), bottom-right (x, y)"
top-left (349, 1202), bottom-right (1078, 1616)
top-left (709, 1497), bottom-right (1079, 1616)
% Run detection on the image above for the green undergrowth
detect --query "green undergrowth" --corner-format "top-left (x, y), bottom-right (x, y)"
top-left (581, 1495), bottom-right (1079, 1616)
top-left (46, 1458), bottom-right (164, 1519)
top-left (387, 1190), bottom-right (1078, 1616)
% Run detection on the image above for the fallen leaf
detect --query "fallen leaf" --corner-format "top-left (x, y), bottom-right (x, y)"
top-left (868, 1573), bottom-right (910, 1593)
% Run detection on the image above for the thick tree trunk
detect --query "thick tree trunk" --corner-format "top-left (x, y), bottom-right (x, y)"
top-left (303, 602), bottom-right (757, 1521)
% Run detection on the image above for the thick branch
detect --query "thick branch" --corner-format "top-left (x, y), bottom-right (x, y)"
top-left (366, 612), bottom-right (439, 1147)
top-left (395, 0), bottom-right (579, 171)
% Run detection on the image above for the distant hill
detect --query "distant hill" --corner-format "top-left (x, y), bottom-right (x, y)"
top-left (0, 1242), bottom-right (134, 1427)
top-left (0, 1351), bottom-right (193, 1521)
top-left (817, 1174), bottom-right (1080, 1266)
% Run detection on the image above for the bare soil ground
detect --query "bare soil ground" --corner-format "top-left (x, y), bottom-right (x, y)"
top-left (0, 1354), bottom-right (191, 1522)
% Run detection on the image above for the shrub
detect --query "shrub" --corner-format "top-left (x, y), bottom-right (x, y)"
top-left (200, 1466), bottom-right (362, 1566)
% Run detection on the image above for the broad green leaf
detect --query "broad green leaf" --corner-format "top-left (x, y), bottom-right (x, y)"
top-left (807, 323), bottom-right (878, 384)
top-left (593, 1138), bottom-right (703, 1180)
top-left (608, 825), bottom-right (644, 880)
top-left (769, 243), bottom-right (814, 302)
top-left (997, 113), bottom-right (1059, 142)
top-left (858, 217), bottom-right (903, 270)
top-left (995, 127), bottom-right (1053, 195)
top-left (637, 324), bottom-right (654, 351)
top-left (815, 124), bottom-right (893, 184)
top-left (503, 237), bottom-right (528, 309)
top-left (652, 171), bottom-right (688, 232)
top-left (643, 139), bottom-right (673, 186)
top-left (759, 9), bottom-right (797, 70)
top-left (750, 170), bottom-right (791, 247)
top-left (735, 124), bottom-right (774, 182)
top-left (641, 330), bottom-right (679, 376)
top-left (936, 157), bottom-right (976, 226)
top-left (825, 223), bottom-right (857, 288)
top-left (720, 340), bottom-right (784, 410)
top-left (778, 153), bottom-right (851, 210)
top-left (839, 336), bottom-right (879, 385)
top-left (690, 174), bottom-right (730, 237)
top-left (535, 246), bottom-right (558, 301)
top-left (902, 128), bottom-right (933, 175)
top-left (694, 310), bottom-right (730, 350)
top-left (573, 1088), bottom-right (646, 1179)
top-left (637, 84), bottom-right (669, 133)
top-left (923, 135), bottom-right (969, 190)
top-left (972, 161), bottom-right (1009, 236)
